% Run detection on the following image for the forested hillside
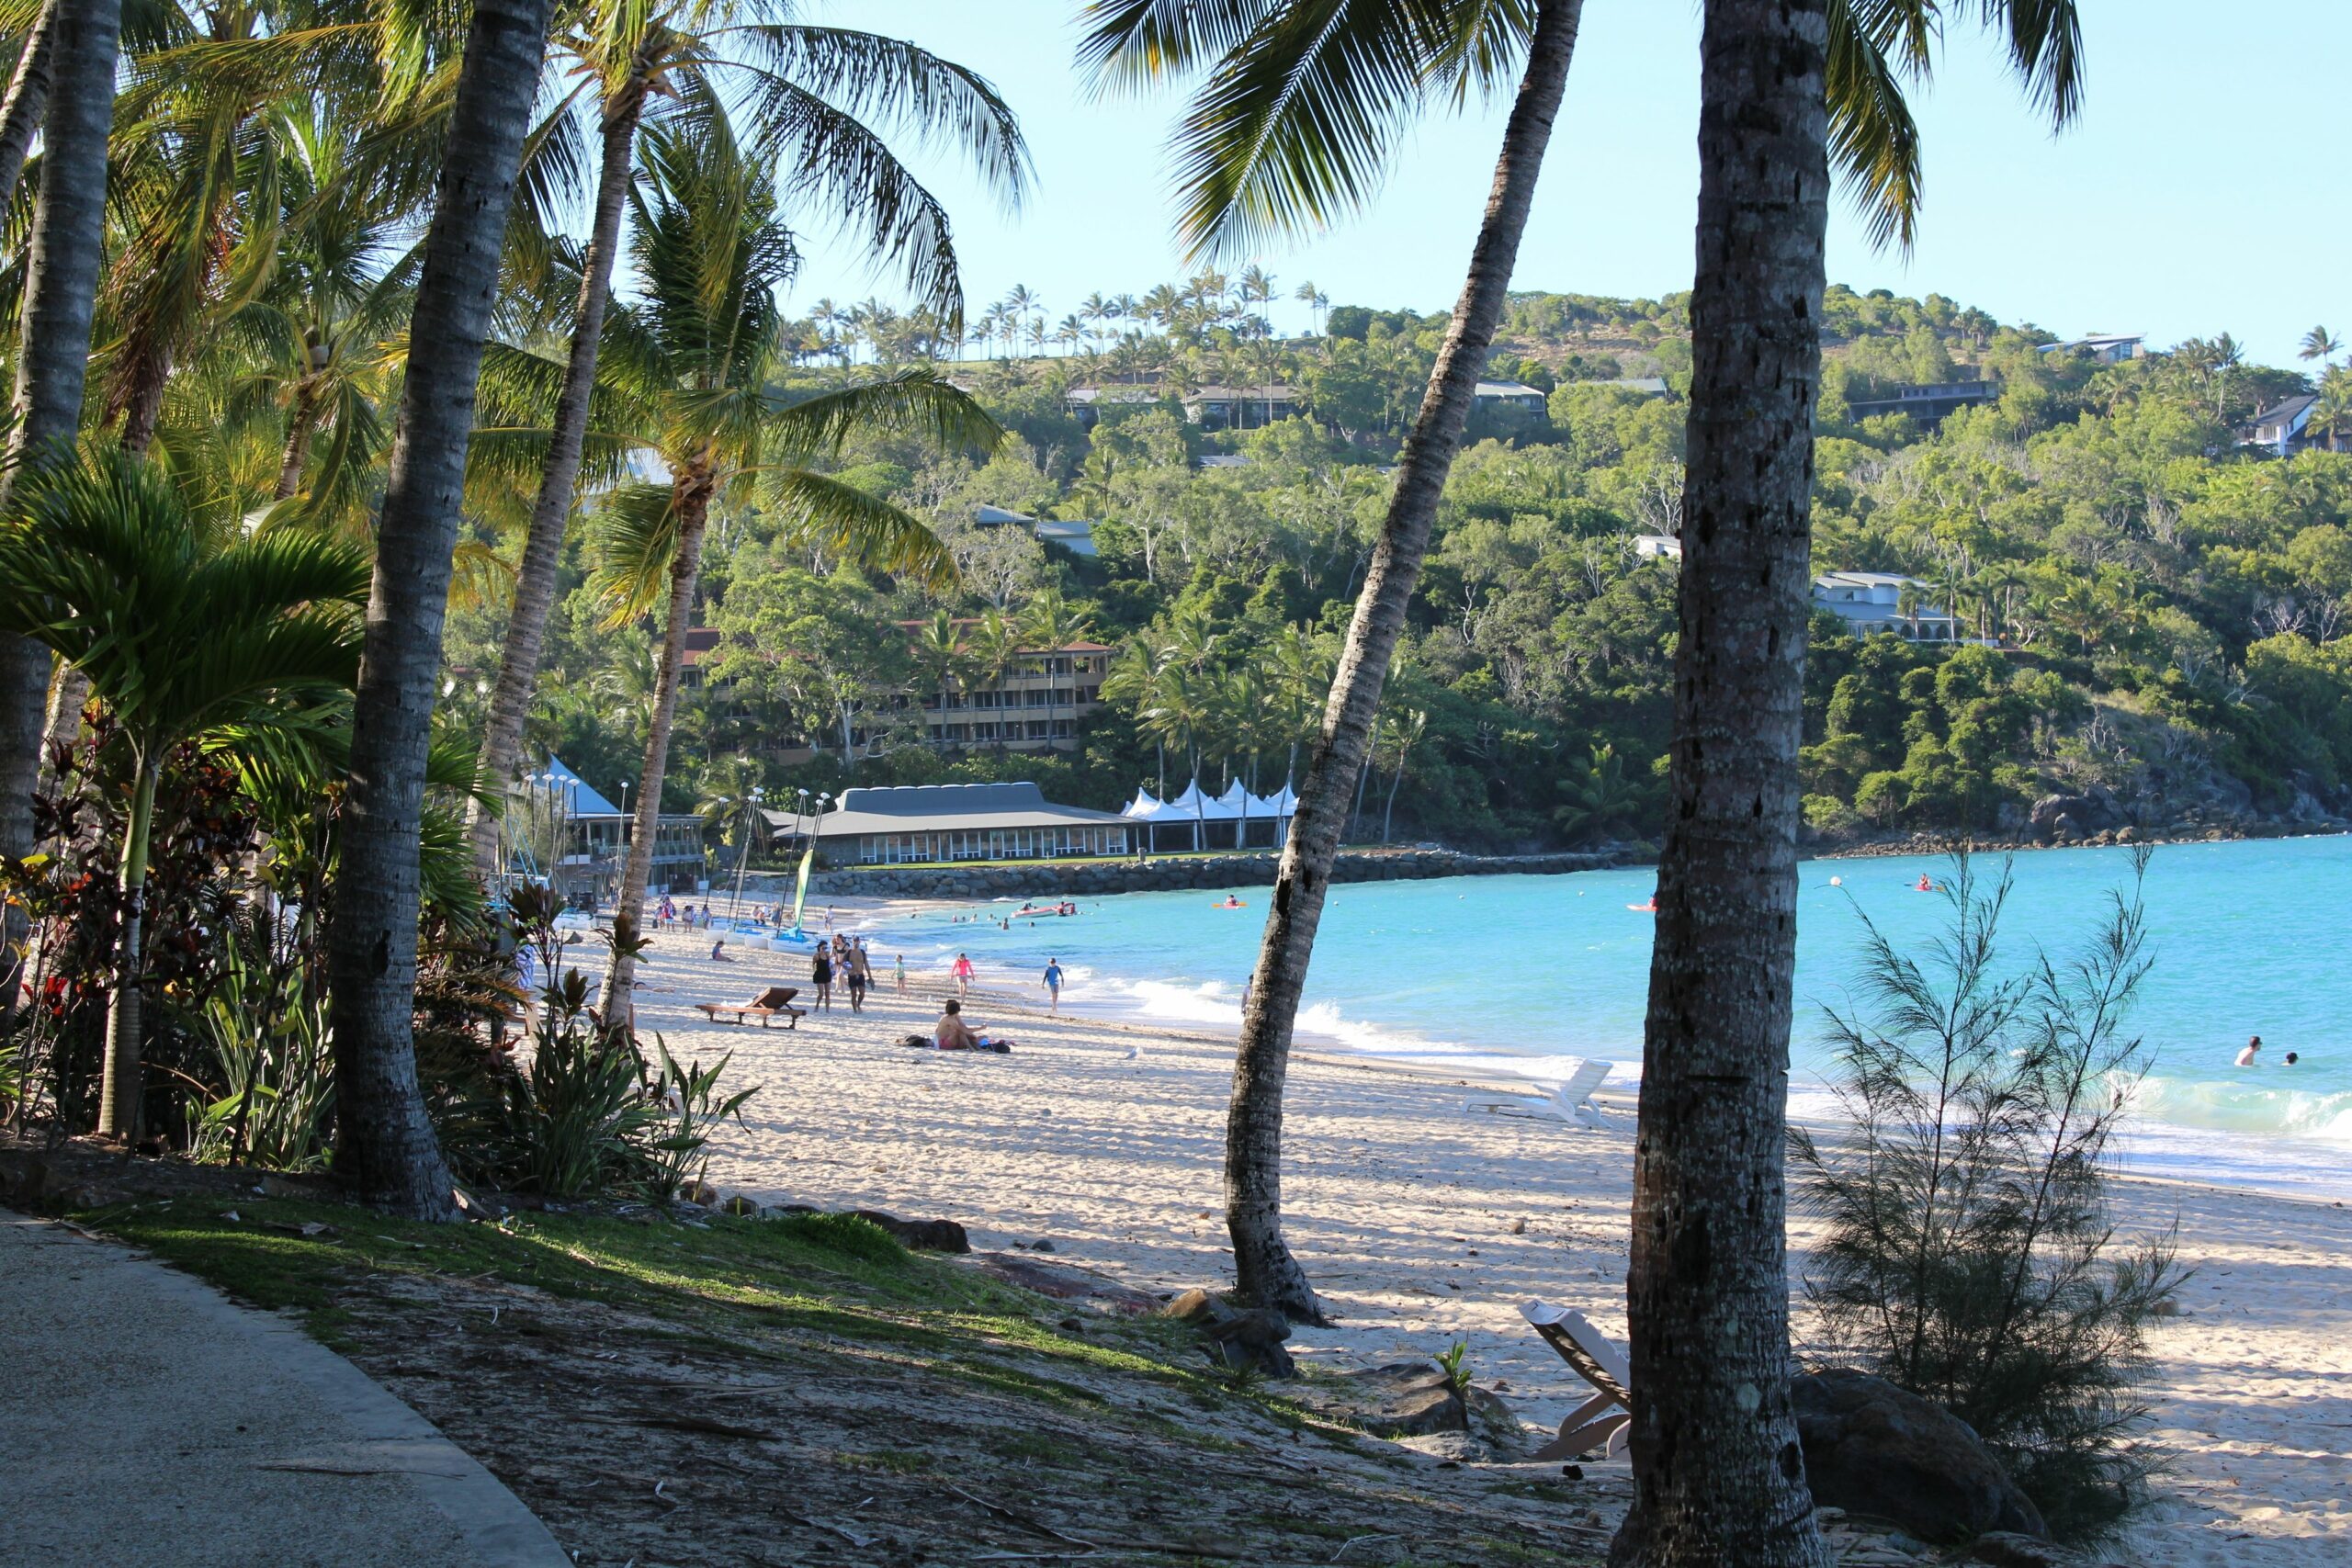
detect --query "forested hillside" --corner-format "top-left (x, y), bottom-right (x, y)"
top-left (447, 280), bottom-right (2352, 856)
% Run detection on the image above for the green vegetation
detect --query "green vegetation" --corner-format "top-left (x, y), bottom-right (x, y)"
top-left (1793, 852), bottom-right (2188, 1538)
top-left (465, 280), bottom-right (2352, 860)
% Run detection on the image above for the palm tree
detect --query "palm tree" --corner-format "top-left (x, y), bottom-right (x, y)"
top-left (0, 453), bottom-right (368, 1141)
top-left (913, 608), bottom-right (968, 742)
top-left (0, 0), bottom-right (124, 1025)
top-left (1086, 0), bottom-right (2089, 1334)
top-left (1100, 640), bottom-right (1172, 792)
top-left (1293, 279), bottom-right (1328, 335)
top-left (1083, 0), bottom-right (1582, 1322)
top-left (1021, 588), bottom-right (1093, 747)
top-left (467, 7), bottom-right (1027, 872)
top-left (0, 0), bottom-right (59, 209)
top-left (2300, 325), bottom-right (2338, 367)
top-left (1613, 6), bottom-right (2084, 1565)
top-left (326, 0), bottom-right (555, 1223)
top-left (1373, 706), bottom-right (1425, 844)
top-left (584, 108), bottom-right (989, 1016)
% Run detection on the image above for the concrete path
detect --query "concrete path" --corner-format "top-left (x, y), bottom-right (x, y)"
top-left (1, 1213), bottom-right (567, 1567)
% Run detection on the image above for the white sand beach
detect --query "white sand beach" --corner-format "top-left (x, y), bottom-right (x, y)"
top-left (620, 915), bottom-right (2352, 1566)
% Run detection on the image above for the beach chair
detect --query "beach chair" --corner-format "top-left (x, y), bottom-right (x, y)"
top-left (1520, 1300), bottom-right (1633, 1461)
top-left (1462, 1058), bottom-right (1612, 1127)
top-left (695, 985), bottom-right (805, 1029)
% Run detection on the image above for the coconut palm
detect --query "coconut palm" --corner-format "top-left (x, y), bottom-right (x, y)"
top-left (913, 608), bottom-right (968, 741)
top-left (1020, 587), bottom-right (1093, 745)
top-left (582, 108), bottom-right (991, 1015)
top-left (466, 4), bottom-right (1029, 872)
top-left (0, 0), bottom-right (59, 209)
top-left (2300, 325), bottom-right (2338, 367)
top-left (1293, 279), bottom-right (1327, 335)
top-left (0, 0), bottom-right (123, 1024)
top-left (1100, 640), bottom-right (1173, 792)
top-left (1617, 6), bottom-right (2084, 1565)
top-left (327, 0), bottom-right (555, 1222)
top-left (1083, 0), bottom-right (2090, 1337)
top-left (0, 451), bottom-right (369, 1141)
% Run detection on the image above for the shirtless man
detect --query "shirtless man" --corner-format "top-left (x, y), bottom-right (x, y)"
top-left (2235, 1035), bottom-right (2263, 1067)
top-left (935, 998), bottom-right (999, 1051)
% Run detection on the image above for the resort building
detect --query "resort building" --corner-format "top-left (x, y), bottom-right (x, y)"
top-left (2242, 393), bottom-right (2322, 457)
top-left (973, 502), bottom-right (1098, 557)
top-left (1842, 379), bottom-right (1996, 424)
top-left (1063, 385), bottom-right (1159, 429)
top-left (766, 783), bottom-right (1133, 866)
top-left (1181, 385), bottom-right (1302, 431)
top-left (1812, 571), bottom-right (1962, 643)
top-left (899, 620), bottom-right (1114, 751)
top-left (1632, 534), bottom-right (1682, 560)
top-left (2038, 333), bottom-right (2144, 365)
top-left (502, 757), bottom-right (707, 903)
top-left (1472, 379), bottom-right (1550, 412)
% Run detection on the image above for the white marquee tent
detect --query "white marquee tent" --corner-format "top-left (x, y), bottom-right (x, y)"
top-left (1122, 780), bottom-right (1295, 850)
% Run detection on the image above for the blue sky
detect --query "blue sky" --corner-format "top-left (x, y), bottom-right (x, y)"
top-left (790, 2), bottom-right (2344, 370)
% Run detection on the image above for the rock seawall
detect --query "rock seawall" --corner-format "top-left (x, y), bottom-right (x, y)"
top-left (809, 848), bottom-right (1623, 899)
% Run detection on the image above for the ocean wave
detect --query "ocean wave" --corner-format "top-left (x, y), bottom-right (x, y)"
top-left (2127, 1076), bottom-right (2352, 1145)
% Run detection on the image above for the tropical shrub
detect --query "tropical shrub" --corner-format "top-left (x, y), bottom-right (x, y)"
top-left (1792, 850), bottom-right (2188, 1537)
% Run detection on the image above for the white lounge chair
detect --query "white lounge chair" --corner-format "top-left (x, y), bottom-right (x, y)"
top-left (1462, 1058), bottom-right (1613, 1127)
top-left (1521, 1300), bottom-right (1633, 1461)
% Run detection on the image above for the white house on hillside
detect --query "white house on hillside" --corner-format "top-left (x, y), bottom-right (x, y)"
top-left (1812, 571), bottom-right (1962, 642)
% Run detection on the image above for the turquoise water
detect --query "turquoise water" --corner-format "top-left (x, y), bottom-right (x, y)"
top-left (868, 837), bottom-right (2352, 1200)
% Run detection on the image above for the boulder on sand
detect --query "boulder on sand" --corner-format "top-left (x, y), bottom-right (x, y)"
top-left (1792, 1369), bottom-right (2046, 1542)
top-left (1159, 1288), bottom-right (1295, 1377)
top-left (1285, 1361), bottom-right (1464, 1437)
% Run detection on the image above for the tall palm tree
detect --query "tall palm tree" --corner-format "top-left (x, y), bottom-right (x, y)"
top-left (1614, 5), bottom-right (2084, 1566)
top-left (1086, 0), bottom-right (2089, 1331)
top-left (1099, 639), bottom-right (1171, 792)
top-left (467, 6), bottom-right (1029, 873)
top-left (913, 607), bottom-right (968, 741)
top-left (0, 0), bottom-right (58, 207)
top-left (1083, 0), bottom-right (1582, 1322)
top-left (582, 108), bottom-right (990, 1016)
top-left (0, 0), bottom-right (124, 1025)
top-left (1293, 279), bottom-right (1327, 336)
top-left (327, 0), bottom-right (555, 1222)
top-left (1021, 587), bottom-right (1093, 746)
top-left (2299, 325), bottom-right (2338, 367)
top-left (0, 452), bottom-right (368, 1141)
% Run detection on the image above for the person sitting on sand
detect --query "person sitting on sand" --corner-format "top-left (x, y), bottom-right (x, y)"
top-left (935, 998), bottom-right (1009, 1053)
top-left (710, 939), bottom-right (732, 963)
top-left (2236, 1034), bottom-right (2263, 1067)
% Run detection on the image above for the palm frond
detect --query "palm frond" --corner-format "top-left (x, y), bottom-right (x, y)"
top-left (587, 479), bottom-right (684, 627)
top-left (762, 468), bottom-right (956, 592)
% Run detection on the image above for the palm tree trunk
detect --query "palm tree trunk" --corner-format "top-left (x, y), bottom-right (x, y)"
top-left (602, 479), bottom-right (716, 1021)
top-left (1225, 0), bottom-right (1581, 1323)
top-left (118, 353), bottom-right (169, 456)
top-left (0, 0), bottom-right (121, 1030)
top-left (96, 755), bottom-right (158, 1139)
top-left (1380, 759), bottom-right (1404, 845)
top-left (273, 378), bottom-right (321, 500)
top-left (1607, 3), bottom-right (1834, 1565)
top-left (0, 0), bottom-right (58, 209)
top-left (468, 64), bottom-right (654, 876)
top-left (326, 0), bottom-right (552, 1221)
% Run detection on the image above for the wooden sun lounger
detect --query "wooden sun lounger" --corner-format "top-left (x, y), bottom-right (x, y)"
top-left (1462, 1058), bottom-right (1613, 1127)
top-left (695, 986), bottom-right (805, 1029)
top-left (1521, 1300), bottom-right (1634, 1461)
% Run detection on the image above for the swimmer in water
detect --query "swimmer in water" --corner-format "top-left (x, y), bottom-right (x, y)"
top-left (1917, 874), bottom-right (1934, 892)
top-left (2235, 1034), bottom-right (2262, 1067)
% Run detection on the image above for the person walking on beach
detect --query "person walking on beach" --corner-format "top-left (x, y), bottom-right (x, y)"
top-left (810, 944), bottom-right (834, 1012)
top-left (846, 941), bottom-right (871, 1013)
top-left (894, 953), bottom-right (908, 995)
top-left (1043, 958), bottom-right (1064, 1014)
top-left (952, 953), bottom-right (975, 999)
top-left (2236, 1035), bottom-right (2263, 1067)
